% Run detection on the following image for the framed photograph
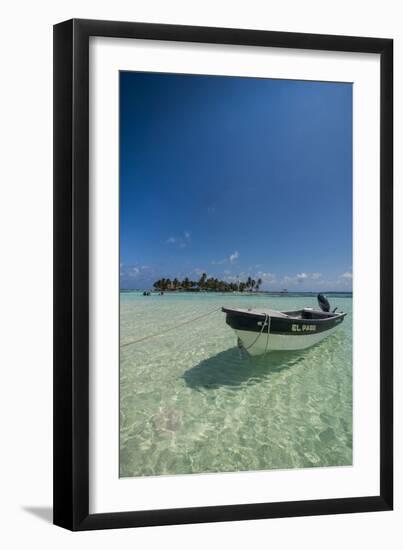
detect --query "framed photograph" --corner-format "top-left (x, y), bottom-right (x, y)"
top-left (53, 19), bottom-right (393, 530)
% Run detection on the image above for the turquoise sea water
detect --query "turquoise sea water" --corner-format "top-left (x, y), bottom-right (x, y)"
top-left (120, 293), bottom-right (352, 477)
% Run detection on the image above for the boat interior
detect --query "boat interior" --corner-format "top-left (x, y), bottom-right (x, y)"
top-left (282, 308), bottom-right (340, 320)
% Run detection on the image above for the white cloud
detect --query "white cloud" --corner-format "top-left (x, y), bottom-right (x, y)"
top-left (282, 272), bottom-right (322, 285)
top-left (212, 250), bottom-right (240, 266)
top-left (166, 231), bottom-right (191, 248)
top-left (124, 266), bottom-right (139, 277)
top-left (120, 264), bottom-right (156, 287)
top-left (278, 271), bottom-right (352, 290)
top-left (229, 250), bottom-right (239, 264)
top-left (256, 271), bottom-right (277, 285)
top-left (340, 271), bottom-right (353, 279)
top-left (296, 272), bottom-right (308, 283)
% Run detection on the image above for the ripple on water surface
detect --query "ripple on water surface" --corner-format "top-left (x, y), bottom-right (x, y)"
top-left (120, 293), bottom-right (353, 477)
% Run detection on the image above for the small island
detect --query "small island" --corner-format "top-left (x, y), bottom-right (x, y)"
top-left (153, 273), bottom-right (262, 293)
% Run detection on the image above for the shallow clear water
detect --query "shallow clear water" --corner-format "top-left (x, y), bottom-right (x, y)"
top-left (120, 293), bottom-right (352, 477)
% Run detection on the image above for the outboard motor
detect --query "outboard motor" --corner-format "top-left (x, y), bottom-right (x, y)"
top-left (317, 293), bottom-right (330, 312)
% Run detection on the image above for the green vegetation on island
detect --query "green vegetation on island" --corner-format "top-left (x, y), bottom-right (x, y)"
top-left (153, 273), bottom-right (262, 293)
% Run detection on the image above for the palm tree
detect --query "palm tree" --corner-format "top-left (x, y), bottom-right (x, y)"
top-left (183, 276), bottom-right (190, 289)
top-left (206, 277), bottom-right (213, 291)
top-left (154, 275), bottom-right (263, 293)
top-left (198, 272), bottom-right (207, 290)
top-left (155, 278), bottom-right (164, 290)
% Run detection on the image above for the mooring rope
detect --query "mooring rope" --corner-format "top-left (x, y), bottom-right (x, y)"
top-left (120, 306), bottom-right (222, 348)
top-left (264, 314), bottom-right (272, 355)
top-left (242, 313), bottom-right (269, 351)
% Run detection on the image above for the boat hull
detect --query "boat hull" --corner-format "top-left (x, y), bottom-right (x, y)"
top-left (222, 306), bottom-right (346, 356)
top-left (235, 325), bottom-right (340, 355)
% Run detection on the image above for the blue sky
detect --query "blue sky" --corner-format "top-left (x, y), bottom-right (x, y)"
top-left (120, 71), bottom-right (352, 291)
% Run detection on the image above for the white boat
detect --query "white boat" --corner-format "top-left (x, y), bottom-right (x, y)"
top-left (222, 294), bottom-right (346, 356)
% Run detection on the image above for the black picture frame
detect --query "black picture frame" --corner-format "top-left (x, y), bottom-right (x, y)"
top-left (53, 18), bottom-right (393, 531)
